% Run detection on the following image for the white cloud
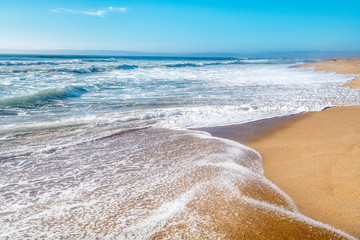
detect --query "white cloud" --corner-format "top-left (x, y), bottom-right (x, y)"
top-left (107, 7), bottom-right (127, 12)
top-left (50, 7), bottom-right (127, 17)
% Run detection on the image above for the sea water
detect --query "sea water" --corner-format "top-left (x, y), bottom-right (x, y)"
top-left (0, 55), bottom-right (358, 239)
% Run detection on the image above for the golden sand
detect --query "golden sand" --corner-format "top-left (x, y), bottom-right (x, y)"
top-left (245, 59), bottom-right (360, 237)
top-left (246, 106), bottom-right (360, 238)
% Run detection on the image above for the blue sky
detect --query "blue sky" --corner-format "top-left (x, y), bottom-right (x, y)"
top-left (0, 0), bottom-right (359, 53)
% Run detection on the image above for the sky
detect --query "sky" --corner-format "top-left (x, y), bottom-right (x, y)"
top-left (0, 0), bottom-right (359, 53)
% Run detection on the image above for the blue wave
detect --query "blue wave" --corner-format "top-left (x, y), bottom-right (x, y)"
top-left (0, 86), bottom-right (87, 107)
top-left (165, 63), bottom-right (200, 68)
top-left (0, 109), bottom-right (18, 116)
top-left (59, 66), bottom-right (102, 73)
top-left (2, 66), bottom-right (103, 74)
top-left (2, 65), bottom-right (135, 74)
top-left (0, 60), bottom-right (81, 66)
top-left (164, 60), bottom-right (242, 68)
top-left (117, 64), bottom-right (139, 70)
top-left (82, 58), bottom-right (118, 62)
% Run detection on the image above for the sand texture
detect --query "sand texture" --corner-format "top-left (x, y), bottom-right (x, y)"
top-left (246, 106), bottom-right (360, 238)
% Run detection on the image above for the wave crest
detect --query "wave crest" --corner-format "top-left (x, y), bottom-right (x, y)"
top-left (165, 63), bottom-right (200, 68)
top-left (117, 64), bottom-right (139, 70)
top-left (164, 60), bottom-right (242, 68)
top-left (59, 66), bottom-right (102, 74)
top-left (0, 86), bottom-right (87, 107)
top-left (0, 60), bottom-right (81, 66)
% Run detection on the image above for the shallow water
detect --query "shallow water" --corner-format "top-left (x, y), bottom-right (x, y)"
top-left (1, 128), bottom-right (355, 239)
top-left (0, 55), bottom-right (359, 239)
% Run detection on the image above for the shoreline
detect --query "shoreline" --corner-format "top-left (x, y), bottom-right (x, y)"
top-left (195, 113), bottom-right (302, 143)
top-left (197, 59), bottom-right (360, 238)
top-left (293, 59), bottom-right (360, 88)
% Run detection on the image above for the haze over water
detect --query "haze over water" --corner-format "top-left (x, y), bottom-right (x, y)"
top-left (1, 55), bottom-right (359, 239)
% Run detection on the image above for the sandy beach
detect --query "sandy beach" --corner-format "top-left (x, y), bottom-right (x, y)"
top-left (294, 59), bottom-right (360, 88)
top-left (198, 59), bottom-right (360, 238)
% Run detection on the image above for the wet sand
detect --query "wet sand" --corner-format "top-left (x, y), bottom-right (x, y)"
top-left (198, 59), bottom-right (360, 238)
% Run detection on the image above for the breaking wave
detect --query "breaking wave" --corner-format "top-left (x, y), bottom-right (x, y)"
top-left (0, 60), bottom-right (81, 66)
top-left (0, 85), bottom-right (87, 107)
top-left (117, 64), bottom-right (139, 70)
top-left (82, 58), bottom-right (118, 62)
top-left (163, 59), bottom-right (273, 68)
top-left (58, 66), bottom-right (103, 74)
top-left (165, 63), bottom-right (201, 68)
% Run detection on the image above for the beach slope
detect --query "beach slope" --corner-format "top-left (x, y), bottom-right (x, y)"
top-left (247, 105), bottom-right (360, 238)
top-left (249, 59), bottom-right (360, 237)
top-left (199, 59), bottom-right (360, 237)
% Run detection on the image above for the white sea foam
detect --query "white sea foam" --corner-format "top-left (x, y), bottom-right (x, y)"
top-left (3, 127), bottom-right (351, 239)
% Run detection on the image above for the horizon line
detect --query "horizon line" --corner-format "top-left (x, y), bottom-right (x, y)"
top-left (1, 49), bottom-right (360, 59)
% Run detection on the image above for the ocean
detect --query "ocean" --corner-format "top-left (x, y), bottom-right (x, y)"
top-left (0, 55), bottom-right (359, 239)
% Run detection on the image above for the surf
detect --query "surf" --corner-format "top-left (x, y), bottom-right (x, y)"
top-left (0, 85), bottom-right (87, 107)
